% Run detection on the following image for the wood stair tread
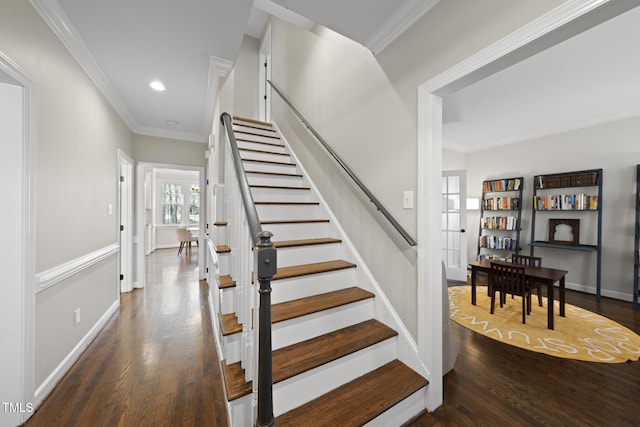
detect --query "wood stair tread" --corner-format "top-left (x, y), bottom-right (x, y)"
top-left (233, 123), bottom-right (277, 133)
top-left (272, 238), bottom-right (342, 248)
top-left (215, 245), bottom-right (231, 253)
top-left (222, 319), bottom-right (398, 401)
top-left (255, 201), bottom-right (319, 206)
top-left (274, 260), bottom-right (356, 280)
top-left (261, 219), bottom-right (329, 225)
top-left (218, 275), bottom-right (236, 289)
top-left (245, 170), bottom-right (303, 178)
top-left (242, 158), bottom-right (296, 166)
top-left (250, 184), bottom-right (310, 190)
top-left (233, 116), bottom-right (273, 127)
top-left (220, 313), bottom-right (241, 336)
top-left (214, 221), bottom-right (227, 226)
top-left (236, 137), bottom-right (285, 148)
top-left (272, 287), bottom-right (374, 324)
top-left (275, 359), bottom-right (428, 426)
top-left (239, 147), bottom-right (290, 157)
top-left (234, 130), bottom-right (281, 140)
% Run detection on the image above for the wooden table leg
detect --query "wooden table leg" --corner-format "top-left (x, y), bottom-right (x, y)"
top-left (547, 280), bottom-right (554, 330)
top-left (559, 277), bottom-right (566, 317)
top-left (471, 268), bottom-right (477, 306)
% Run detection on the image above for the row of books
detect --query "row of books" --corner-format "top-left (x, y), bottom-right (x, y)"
top-left (533, 194), bottom-right (599, 210)
top-left (536, 171), bottom-right (598, 189)
top-left (482, 197), bottom-right (520, 211)
top-left (480, 216), bottom-right (518, 231)
top-left (482, 178), bottom-right (522, 192)
top-left (479, 235), bottom-right (517, 250)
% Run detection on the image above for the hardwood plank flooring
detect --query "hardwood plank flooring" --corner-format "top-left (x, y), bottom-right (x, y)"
top-left (404, 282), bottom-right (640, 427)
top-left (25, 249), bottom-right (229, 427)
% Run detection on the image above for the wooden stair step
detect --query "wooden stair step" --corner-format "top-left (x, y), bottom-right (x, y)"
top-left (256, 201), bottom-right (319, 206)
top-left (214, 221), bottom-right (227, 226)
top-left (239, 147), bottom-right (290, 157)
top-left (236, 138), bottom-right (285, 149)
top-left (251, 184), bottom-right (309, 190)
top-left (218, 275), bottom-right (236, 289)
top-left (273, 238), bottom-right (342, 248)
top-left (242, 158), bottom-right (296, 167)
top-left (274, 260), bottom-right (356, 280)
top-left (262, 219), bottom-right (329, 225)
top-left (245, 170), bottom-right (302, 178)
top-left (272, 287), bottom-right (374, 324)
top-left (220, 313), bottom-right (241, 336)
top-left (275, 359), bottom-right (428, 426)
top-left (233, 116), bottom-right (273, 127)
top-left (233, 123), bottom-right (277, 133)
top-left (222, 319), bottom-right (398, 401)
top-left (216, 245), bottom-right (231, 253)
top-left (235, 130), bottom-right (281, 140)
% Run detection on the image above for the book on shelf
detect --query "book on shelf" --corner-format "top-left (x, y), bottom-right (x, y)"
top-left (483, 178), bottom-right (521, 192)
top-left (480, 216), bottom-right (517, 230)
top-left (533, 194), bottom-right (598, 210)
top-left (479, 235), bottom-right (517, 250)
top-left (483, 197), bottom-right (519, 210)
top-left (536, 171), bottom-right (598, 189)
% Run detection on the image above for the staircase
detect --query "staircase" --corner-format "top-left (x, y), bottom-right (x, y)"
top-left (211, 116), bottom-right (429, 426)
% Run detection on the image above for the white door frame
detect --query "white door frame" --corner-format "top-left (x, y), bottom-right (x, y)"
top-left (118, 150), bottom-right (134, 292)
top-left (442, 169), bottom-right (468, 282)
top-left (259, 22), bottom-right (272, 123)
top-left (417, 0), bottom-right (630, 411)
top-left (136, 162), bottom-right (206, 287)
top-left (0, 52), bottom-right (36, 424)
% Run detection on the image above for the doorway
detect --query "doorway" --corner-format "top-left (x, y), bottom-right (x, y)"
top-left (119, 150), bottom-right (134, 292)
top-left (259, 23), bottom-right (272, 123)
top-left (442, 170), bottom-right (468, 282)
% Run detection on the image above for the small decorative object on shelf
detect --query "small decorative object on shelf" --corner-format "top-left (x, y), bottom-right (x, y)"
top-left (477, 177), bottom-right (523, 261)
top-left (530, 168), bottom-right (602, 300)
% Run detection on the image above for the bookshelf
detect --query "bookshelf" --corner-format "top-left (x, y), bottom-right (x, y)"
top-left (477, 176), bottom-right (523, 261)
top-left (634, 165), bottom-right (639, 310)
top-left (529, 168), bottom-right (603, 300)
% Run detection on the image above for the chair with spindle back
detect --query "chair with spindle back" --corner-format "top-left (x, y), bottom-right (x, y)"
top-left (490, 261), bottom-right (533, 324)
top-left (511, 253), bottom-right (544, 307)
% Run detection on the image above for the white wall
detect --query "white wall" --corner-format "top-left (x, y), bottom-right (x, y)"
top-left (465, 116), bottom-right (640, 301)
top-left (133, 134), bottom-right (207, 167)
top-left (267, 0), bottom-right (564, 337)
top-left (0, 0), bottom-right (134, 418)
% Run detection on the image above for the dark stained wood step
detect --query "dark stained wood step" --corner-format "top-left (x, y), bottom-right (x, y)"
top-left (233, 123), bottom-right (277, 133)
top-left (272, 287), bottom-right (374, 324)
top-left (275, 359), bottom-right (428, 426)
top-left (220, 313), bottom-right (241, 336)
top-left (235, 130), bottom-right (281, 140)
top-left (245, 170), bottom-right (303, 178)
top-left (242, 158), bottom-right (296, 167)
top-left (236, 137), bottom-right (285, 149)
top-left (250, 184), bottom-right (310, 190)
top-left (273, 237), bottom-right (342, 248)
top-left (214, 221), bottom-right (227, 226)
top-left (215, 245), bottom-right (231, 253)
top-left (273, 260), bottom-right (355, 281)
top-left (261, 219), bottom-right (329, 226)
top-left (239, 147), bottom-right (290, 157)
top-left (218, 275), bottom-right (236, 289)
top-left (233, 116), bottom-right (273, 127)
top-left (222, 319), bottom-right (398, 401)
top-left (256, 201), bottom-right (319, 206)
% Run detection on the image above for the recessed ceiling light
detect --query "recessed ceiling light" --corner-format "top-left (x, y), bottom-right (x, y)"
top-left (150, 80), bottom-right (165, 91)
top-left (166, 120), bottom-right (179, 126)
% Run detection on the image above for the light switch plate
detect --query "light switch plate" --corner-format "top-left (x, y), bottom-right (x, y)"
top-left (403, 191), bottom-right (414, 209)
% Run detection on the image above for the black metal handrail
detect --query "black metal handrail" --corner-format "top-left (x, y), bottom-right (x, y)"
top-left (220, 112), bottom-right (275, 427)
top-left (267, 80), bottom-right (417, 246)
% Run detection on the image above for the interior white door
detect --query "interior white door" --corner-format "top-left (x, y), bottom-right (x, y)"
top-left (442, 170), bottom-right (468, 282)
top-left (119, 153), bottom-right (134, 292)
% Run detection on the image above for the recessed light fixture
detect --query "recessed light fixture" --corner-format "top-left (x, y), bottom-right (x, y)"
top-left (149, 80), bottom-right (165, 92)
top-left (166, 120), bottom-right (179, 126)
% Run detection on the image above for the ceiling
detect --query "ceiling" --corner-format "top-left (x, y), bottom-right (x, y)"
top-left (443, 3), bottom-right (640, 153)
top-left (31, 0), bottom-right (439, 143)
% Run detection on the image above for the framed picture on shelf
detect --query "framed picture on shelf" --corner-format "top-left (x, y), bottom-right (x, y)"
top-left (548, 218), bottom-right (580, 245)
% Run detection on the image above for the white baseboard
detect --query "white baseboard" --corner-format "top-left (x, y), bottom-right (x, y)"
top-left (565, 282), bottom-right (634, 303)
top-left (34, 300), bottom-right (120, 407)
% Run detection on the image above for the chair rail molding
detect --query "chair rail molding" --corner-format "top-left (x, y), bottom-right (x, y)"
top-left (35, 243), bottom-right (120, 293)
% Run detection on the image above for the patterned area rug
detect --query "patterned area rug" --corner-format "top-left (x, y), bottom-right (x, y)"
top-left (449, 285), bottom-right (640, 363)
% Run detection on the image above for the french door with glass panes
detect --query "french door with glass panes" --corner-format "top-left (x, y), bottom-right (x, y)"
top-left (442, 170), bottom-right (468, 281)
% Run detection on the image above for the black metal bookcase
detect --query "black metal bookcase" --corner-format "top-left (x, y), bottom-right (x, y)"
top-left (634, 165), bottom-right (639, 310)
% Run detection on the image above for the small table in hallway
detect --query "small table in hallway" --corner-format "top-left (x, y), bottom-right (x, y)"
top-left (468, 259), bottom-right (569, 330)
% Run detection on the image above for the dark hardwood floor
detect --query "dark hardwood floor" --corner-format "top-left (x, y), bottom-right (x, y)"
top-left (24, 248), bottom-right (229, 427)
top-left (25, 253), bottom-right (640, 427)
top-left (405, 281), bottom-right (640, 427)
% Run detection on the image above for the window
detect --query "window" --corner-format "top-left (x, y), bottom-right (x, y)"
top-left (162, 184), bottom-right (183, 224)
top-left (189, 184), bottom-right (200, 224)
top-left (158, 181), bottom-right (200, 225)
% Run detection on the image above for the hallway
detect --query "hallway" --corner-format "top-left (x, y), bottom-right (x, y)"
top-left (25, 249), bottom-right (229, 427)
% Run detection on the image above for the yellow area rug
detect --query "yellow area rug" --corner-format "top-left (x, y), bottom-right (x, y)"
top-left (449, 285), bottom-right (640, 363)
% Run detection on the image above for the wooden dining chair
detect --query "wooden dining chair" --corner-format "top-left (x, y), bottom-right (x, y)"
top-left (490, 261), bottom-right (533, 324)
top-left (511, 253), bottom-right (544, 307)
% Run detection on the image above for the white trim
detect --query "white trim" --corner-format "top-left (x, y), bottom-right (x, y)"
top-left (211, 55), bottom-right (234, 80)
top-left (118, 150), bottom-right (135, 293)
top-left (33, 300), bottom-right (119, 406)
top-left (365, 0), bottom-right (440, 55)
top-left (253, 0), bottom-right (315, 32)
top-left (417, 0), bottom-right (632, 411)
top-left (35, 244), bottom-right (120, 293)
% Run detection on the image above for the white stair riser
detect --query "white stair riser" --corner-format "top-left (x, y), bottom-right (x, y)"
top-left (221, 331), bottom-right (242, 364)
top-left (275, 243), bottom-right (344, 267)
top-left (216, 253), bottom-right (229, 275)
top-left (272, 300), bottom-right (374, 350)
top-left (234, 133), bottom-right (281, 145)
top-left (251, 188), bottom-right (313, 203)
top-left (271, 269), bottom-right (356, 303)
top-left (213, 226), bottom-right (227, 246)
top-left (227, 393), bottom-right (252, 427)
top-left (242, 160), bottom-right (297, 175)
top-left (233, 122), bottom-right (274, 133)
top-left (273, 338), bottom-right (398, 417)
top-left (247, 174), bottom-right (305, 187)
top-left (240, 150), bottom-right (291, 163)
top-left (237, 140), bottom-right (286, 153)
top-left (219, 287), bottom-right (236, 313)
top-left (256, 204), bottom-right (320, 220)
top-left (261, 221), bottom-right (329, 241)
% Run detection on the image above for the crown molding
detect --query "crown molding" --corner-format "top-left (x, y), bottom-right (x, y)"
top-left (365, 0), bottom-right (440, 55)
top-left (254, 0), bottom-right (315, 31)
top-left (29, 0), bottom-right (137, 129)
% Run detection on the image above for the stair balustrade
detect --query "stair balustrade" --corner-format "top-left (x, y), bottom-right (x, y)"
top-left (221, 112), bottom-right (275, 427)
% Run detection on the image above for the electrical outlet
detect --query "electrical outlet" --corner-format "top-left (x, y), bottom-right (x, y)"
top-left (74, 308), bottom-right (81, 325)
top-left (403, 191), bottom-right (414, 209)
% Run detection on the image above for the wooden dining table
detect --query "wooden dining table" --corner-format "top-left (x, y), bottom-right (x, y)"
top-left (468, 259), bottom-right (569, 330)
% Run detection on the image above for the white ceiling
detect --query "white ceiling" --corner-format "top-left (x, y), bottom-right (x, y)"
top-left (31, 0), bottom-right (438, 143)
top-left (443, 3), bottom-right (640, 153)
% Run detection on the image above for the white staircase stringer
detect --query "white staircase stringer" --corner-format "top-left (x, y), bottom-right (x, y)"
top-left (272, 122), bottom-right (430, 382)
